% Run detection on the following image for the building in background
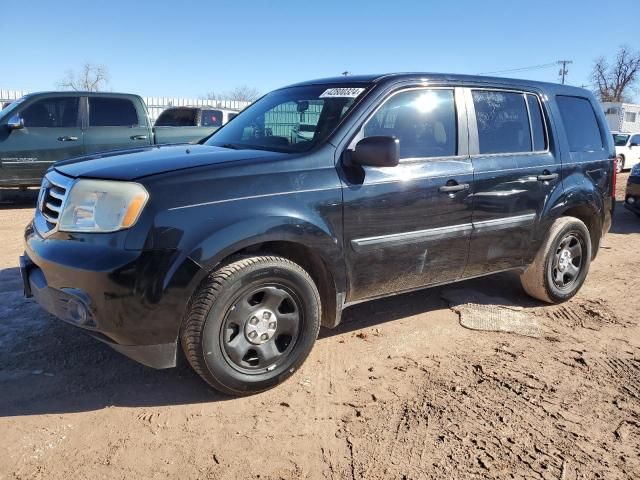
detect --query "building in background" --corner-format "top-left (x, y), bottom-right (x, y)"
top-left (602, 102), bottom-right (640, 133)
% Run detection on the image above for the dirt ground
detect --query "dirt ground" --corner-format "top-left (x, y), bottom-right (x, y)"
top-left (0, 175), bottom-right (639, 480)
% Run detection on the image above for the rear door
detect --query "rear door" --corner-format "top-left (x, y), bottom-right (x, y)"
top-left (83, 96), bottom-right (151, 155)
top-left (0, 96), bottom-right (82, 185)
top-left (341, 87), bottom-right (474, 302)
top-left (464, 88), bottom-right (561, 277)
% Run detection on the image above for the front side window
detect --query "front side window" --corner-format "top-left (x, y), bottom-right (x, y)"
top-left (630, 134), bottom-right (640, 145)
top-left (20, 97), bottom-right (79, 128)
top-left (206, 84), bottom-right (368, 153)
top-left (472, 91), bottom-right (532, 154)
top-left (201, 109), bottom-right (223, 127)
top-left (556, 96), bottom-right (603, 152)
top-left (363, 89), bottom-right (457, 159)
top-left (613, 134), bottom-right (630, 146)
top-left (89, 97), bottom-right (138, 127)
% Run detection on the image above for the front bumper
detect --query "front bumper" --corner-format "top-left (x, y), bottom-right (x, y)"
top-left (625, 177), bottom-right (640, 215)
top-left (22, 222), bottom-right (202, 369)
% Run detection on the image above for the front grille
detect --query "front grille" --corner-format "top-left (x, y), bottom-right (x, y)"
top-left (36, 171), bottom-right (73, 234)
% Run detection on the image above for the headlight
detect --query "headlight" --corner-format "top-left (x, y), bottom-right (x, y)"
top-left (631, 164), bottom-right (640, 176)
top-left (58, 179), bottom-right (149, 233)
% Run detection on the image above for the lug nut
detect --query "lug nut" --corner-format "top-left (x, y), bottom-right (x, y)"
top-left (263, 311), bottom-right (271, 320)
top-left (269, 322), bottom-right (276, 329)
top-left (249, 331), bottom-right (257, 338)
top-left (250, 317), bottom-right (258, 325)
top-left (261, 333), bottom-right (269, 341)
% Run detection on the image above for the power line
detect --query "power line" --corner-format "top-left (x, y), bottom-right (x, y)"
top-left (478, 62), bottom-right (558, 75)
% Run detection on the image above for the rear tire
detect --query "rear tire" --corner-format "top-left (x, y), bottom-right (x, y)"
top-left (520, 217), bottom-right (591, 304)
top-left (181, 256), bottom-right (321, 395)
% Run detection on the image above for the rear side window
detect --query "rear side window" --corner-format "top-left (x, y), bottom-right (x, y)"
top-left (472, 91), bottom-right (531, 154)
top-left (556, 96), bottom-right (603, 152)
top-left (526, 94), bottom-right (547, 151)
top-left (20, 97), bottom-right (79, 128)
top-left (155, 108), bottom-right (197, 127)
top-left (363, 89), bottom-right (457, 159)
top-left (201, 109), bottom-right (223, 127)
top-left (89, 97), bottom-right (139, 127)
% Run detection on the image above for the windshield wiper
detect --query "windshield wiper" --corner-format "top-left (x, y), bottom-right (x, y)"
top-left (219, 143), bottom-right (245, 150)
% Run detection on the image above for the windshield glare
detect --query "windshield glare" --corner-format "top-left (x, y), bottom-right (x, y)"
top-left (613, 134), bottom-right (629, 146)
top-left (205, 85), bottom-right (368, 153)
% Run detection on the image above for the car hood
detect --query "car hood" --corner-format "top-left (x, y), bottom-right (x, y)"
top-left (54, 144), bottom-right (284, 181)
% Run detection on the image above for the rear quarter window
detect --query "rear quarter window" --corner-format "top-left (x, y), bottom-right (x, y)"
top-left (556, 96), bottom-right (603, 152)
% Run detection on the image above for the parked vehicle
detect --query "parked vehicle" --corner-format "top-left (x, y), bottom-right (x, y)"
top-left (625, 163), bottom-right (640, 217)
top-left (0, 92), bottom-right (154, 187)
top-left (0, 93), bottom-right (235, 187)
top-left (154, 106), bottom-right (238, 145)
top-left (21, 73), bottom-right (615, 395)
top-left (612, 131), bottom-right (640, 173)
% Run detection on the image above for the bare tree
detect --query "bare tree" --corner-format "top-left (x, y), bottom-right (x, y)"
top-left (203, 91), bottom-right (218, 101)
top-left (57, 63), bottom-right (110, 92)
top-left (592, 46), bottom-right (640, 102)
top-left (223, 85), bottom-right (261, 102)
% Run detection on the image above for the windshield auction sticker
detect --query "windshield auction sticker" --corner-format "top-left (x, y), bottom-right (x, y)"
top-left (319, 87), bottom-right (365, 98)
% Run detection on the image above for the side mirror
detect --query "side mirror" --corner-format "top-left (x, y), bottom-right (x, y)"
top-left (6, 114), bottom-right (24, 130)
top-left (350, 136), bottom-right (400, 167)
top-left (630, 142), bottom-right (639, 148)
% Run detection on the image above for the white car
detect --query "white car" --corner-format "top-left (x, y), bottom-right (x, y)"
top-left (613, 132), bottom-right (640, 173)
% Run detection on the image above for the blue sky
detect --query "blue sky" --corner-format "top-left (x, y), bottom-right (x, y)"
top-left (2, 0), bottom-right (638, 99)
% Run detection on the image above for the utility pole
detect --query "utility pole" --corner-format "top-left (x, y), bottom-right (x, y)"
top-left (557, 60), bottom-right (573, 84)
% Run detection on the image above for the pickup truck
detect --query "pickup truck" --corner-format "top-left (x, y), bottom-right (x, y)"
top-left (21, 74), bottom-right (614, 395)
top-left (154, 106), bottom-right (238, 145)
top-left (0, 92), bottom-right (235, 187)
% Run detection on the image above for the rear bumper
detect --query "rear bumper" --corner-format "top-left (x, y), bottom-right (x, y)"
top-left (22, 222), bottom-right (203, 369)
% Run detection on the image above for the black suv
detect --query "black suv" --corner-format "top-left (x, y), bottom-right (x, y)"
top-left (21, 74), bottom-right (615, 395)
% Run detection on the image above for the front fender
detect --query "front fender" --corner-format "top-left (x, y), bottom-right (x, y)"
top-left (183, 214), bottom-right (346, 296)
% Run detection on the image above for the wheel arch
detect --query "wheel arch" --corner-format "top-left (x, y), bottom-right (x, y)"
top-left (185, 216), bottom-right (347, 329)
top-left (543, 187), bottom-right (604, 260)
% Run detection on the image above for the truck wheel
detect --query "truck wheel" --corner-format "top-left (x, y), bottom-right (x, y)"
top-left (616, 155), bottom-right (624, 173)
top-left (181, 256), bottom-right (321, 395)
top-left (520, 217), bottom-right (591, 304)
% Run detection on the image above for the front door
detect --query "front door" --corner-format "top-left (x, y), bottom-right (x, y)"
top-left (83, 96), bottom-right (152, 155)
top-left (0, 96), bottom-right (82, 186)
top-left (464, 88), bottom-right (561, 277)
top-left (341, 87), bottom-right (473, 302)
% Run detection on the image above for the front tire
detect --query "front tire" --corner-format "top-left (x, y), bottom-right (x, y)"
top-left (520, 217), bottom-right (591, 303)
top-left (181, 256), bottom-right (321, 395)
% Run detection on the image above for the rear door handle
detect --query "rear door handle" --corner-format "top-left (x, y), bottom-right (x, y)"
top-left (439, 183), bottom-right (470, 193)
top-left (57, 136), bottom-right (78, 142)
top-left (130, 135), bottom-right (148, 140)
top-left (537, 171), bottom-right (559, 181)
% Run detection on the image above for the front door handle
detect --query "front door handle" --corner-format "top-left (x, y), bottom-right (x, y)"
top-left (130, 135), bottom-right (148, 140)
top-left (57, 136), bottom-right (78, 142)
top-left (537, 171), bottom-right (559, 181)
top-left (439, 182), bottom-right (470, 193)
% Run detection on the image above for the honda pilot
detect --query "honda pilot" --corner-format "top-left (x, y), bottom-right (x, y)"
top-left (21, 73), bottom-right (615, 395)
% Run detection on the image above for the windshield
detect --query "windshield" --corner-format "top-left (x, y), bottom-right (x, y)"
top-left (613, 133), bottom-right (629, 146)
top-left (205, 84), bottom-right (369, 153)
